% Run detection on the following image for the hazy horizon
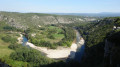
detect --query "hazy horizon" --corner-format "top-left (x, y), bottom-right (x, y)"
top-left (1, 10), bottom-right (120, 14)
top-left (0, 0), bottom-right (120, 13)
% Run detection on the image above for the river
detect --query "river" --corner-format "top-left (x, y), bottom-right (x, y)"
top-left (22, 29), bottom-right (85, 61)
top-left (22, 36), bottom-right (28, 46)
top-left (66, 29), bottom-right (85, 62)
top-left (75, 30), bottom-right (85, 62)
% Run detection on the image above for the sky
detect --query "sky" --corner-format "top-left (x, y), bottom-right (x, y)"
top-left (0, 0), bottom-right (120, 13)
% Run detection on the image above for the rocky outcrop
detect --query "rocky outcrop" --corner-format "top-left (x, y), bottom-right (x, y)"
top-left (104, 31), bottom-right (120, 67)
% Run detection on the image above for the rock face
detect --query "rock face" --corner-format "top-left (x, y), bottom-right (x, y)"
top-left (104, 32), bottom-right (120, 67)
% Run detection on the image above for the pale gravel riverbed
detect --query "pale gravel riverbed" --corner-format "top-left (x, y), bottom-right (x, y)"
top-left (18, 30), bottom-right (84, 59)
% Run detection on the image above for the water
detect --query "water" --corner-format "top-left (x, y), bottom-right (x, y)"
top-left (22, 36), bottom-right (28, 46)
top-left (74, 29), bottom-right (85, 62)
top-left (75, 45), bottom-right (85, 62)
top-left (22, 29), bottom-right (85, 62)
top-left (67, 29), bottom-right (85, 62)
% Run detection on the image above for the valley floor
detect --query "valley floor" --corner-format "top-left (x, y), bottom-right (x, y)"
top-left (18, 30), bottom-right (85, 59)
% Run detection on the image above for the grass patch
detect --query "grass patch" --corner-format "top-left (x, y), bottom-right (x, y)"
top-left (0, 39), bottom-right (14, 58)
top-left (48, 26), bottom-right (56, 29)
top-left (44, 34), bottom-right (64, 43)
top-left (48, 26), bottom-right (63, 33)
top-left (53, 34), bottom-right (64, 39)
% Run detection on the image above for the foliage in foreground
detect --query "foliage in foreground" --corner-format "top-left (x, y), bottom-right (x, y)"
top-left (9, 45), bottom-right (54, 67)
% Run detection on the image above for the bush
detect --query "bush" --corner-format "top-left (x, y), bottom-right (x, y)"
top-left (49, 44), bottom-right (57, 49)
top-left (10, 47), bottom-right (54, 66)
top-left (2, 35), bottom-right (17, 44)
top-left (39, 40), bottom-right (51, 47)
top-left (3, 26), bottom-right (16, 31)
top-left (8, 44), bottom-right (22, 50)
top-left (39, 27), bottom-right (45, 30)
top-left (47, 34), bottom-right (55, 39)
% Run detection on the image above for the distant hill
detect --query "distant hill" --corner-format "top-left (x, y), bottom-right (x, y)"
top-left (0, 11), bottom-right (97, 29)
top-left (50, 12), bottom-right (120, 17)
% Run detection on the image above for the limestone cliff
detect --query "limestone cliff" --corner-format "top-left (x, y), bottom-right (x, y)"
top-left (104, 31), bottom-right (120, 67)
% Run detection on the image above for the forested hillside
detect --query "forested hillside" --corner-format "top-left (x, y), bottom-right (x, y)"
top-left (76, 17), bottom-right (120, 67)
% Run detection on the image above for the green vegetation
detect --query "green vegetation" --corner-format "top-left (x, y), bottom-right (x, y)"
top-left (76, 17), bottom-right (120, 67)
top-left (56, 27), bottom-right (75, 47)
top-left (0, 40), bottom-right (14, 58)
top-left (114, 17), bottom-right (120, 26)
top-left (78, 18), bottom-right (115, 47)
top-left (0, 39), bottom-right (28, 67)
top-left (0, 21), bottom-right (29, 67)
top-left (0, 56), bottom-right (29, 67)
top-left (1, 11), bottom-right (106, 67)
top-left (0, 11), bottom-right (98, 30)
top-left (3, 42), bottom-right (80, 67)
top-left (0, 21), bottom-right (23, 32)
top-left (0, 19), bottom-right (77, 66)
top-left (25, 25), bottom-right (75, 49)
top-left (8, 43), bottom-right (22, 50)
top-left (2, 35), bottom-right (17, 44)
top-left (0, 25), bottom-right (55, 67)
top-left (0, 23), bottom-right (19, 58)
top-left (0, 36), bottom-right (28, 67)
top-left (9, 46), bottom-right (54, 67)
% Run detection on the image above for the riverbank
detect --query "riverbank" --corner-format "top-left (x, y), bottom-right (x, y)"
top-left (26, 42), bottom-right (77, 59)
top-left (17, 34), bottom-right (23, 44)
top-left (18, 30), bottom-right (84, 59)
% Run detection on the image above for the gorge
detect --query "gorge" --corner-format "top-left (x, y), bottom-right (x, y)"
top-left (0, 11), bottom-right (120, 67)
top-left (20, 29), bottom-right (85, 60)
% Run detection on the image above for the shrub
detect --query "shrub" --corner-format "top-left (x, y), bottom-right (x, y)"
top-left (2, 35), bottom-right (17, 44)
top-left (47, 34), bottom-right (55, 39)
top-left (10, 47), bottom-right (54, 66)
top-left (8, 44), bottom-right (22, 50)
